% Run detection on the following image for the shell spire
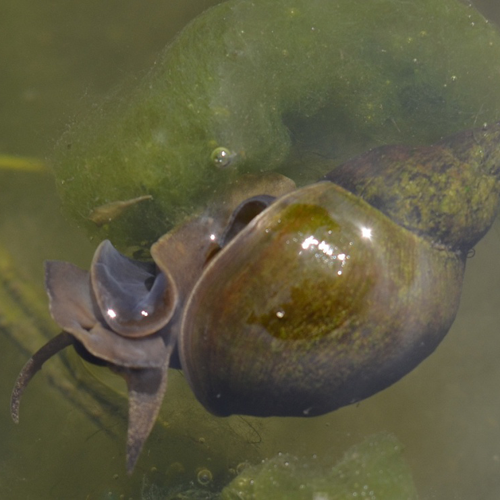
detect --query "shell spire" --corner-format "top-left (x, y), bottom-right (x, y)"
top-left (325, 122), bottom-right (500, 252)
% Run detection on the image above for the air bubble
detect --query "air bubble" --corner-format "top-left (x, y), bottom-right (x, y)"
top-left (211, 147), bottom-right (233, 168)
top-left (196, 467), bottom-right (213, 486)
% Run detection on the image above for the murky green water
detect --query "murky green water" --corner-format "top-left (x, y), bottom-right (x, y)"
top-left (2, 1), bottom-right (500, 498)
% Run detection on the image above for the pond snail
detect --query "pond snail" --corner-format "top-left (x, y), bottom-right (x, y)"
top-left (10, 121), bottom-right (500, 473)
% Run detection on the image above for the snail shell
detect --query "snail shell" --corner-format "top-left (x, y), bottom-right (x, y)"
top-left (180, 181), bottom-right (464, 417)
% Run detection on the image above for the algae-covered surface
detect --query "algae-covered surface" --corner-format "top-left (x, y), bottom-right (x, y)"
top-left (2, 0), bottom-right (500, 498)
top-left (50, 0), bottom-right (500, 250)
top-left (220, 433), bottom-right (419, 500)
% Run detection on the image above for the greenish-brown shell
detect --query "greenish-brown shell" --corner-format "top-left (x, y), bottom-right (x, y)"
top-left (180, 182), bottom-right (464, 417)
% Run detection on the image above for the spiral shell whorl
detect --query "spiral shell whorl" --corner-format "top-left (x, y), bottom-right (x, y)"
top-left (326, 123), bottom-right (500, 252)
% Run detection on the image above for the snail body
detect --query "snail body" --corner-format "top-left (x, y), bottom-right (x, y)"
top-left (11, 122), bottom-right (500, 472)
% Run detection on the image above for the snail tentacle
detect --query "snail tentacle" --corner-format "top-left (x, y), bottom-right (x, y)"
top-left (113, 354), bottom-right (172, 474)
top-left (10, 331), bottom-right (74, 423)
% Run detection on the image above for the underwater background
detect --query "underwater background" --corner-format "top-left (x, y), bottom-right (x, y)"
top-left (1, 0), bottom-right (500, 498)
